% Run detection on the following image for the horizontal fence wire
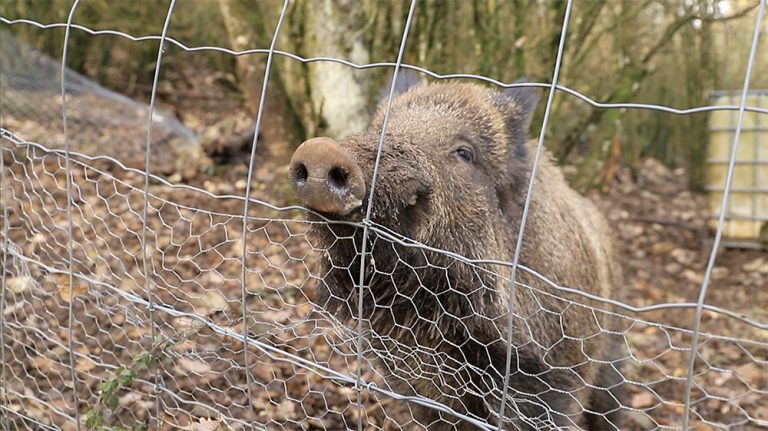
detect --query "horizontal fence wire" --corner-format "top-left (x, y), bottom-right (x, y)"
top-left (2, 16), bottom-right (768, 117)
top-left (2, 2), bottom-right (768, 431)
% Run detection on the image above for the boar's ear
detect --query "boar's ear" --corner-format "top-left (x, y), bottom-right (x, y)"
top-left (494, 79), bottom-right (539, 191)
top-left (496, 77), bottom-right (540, 132)
top-left (376, 69), bottom-right (423, 105)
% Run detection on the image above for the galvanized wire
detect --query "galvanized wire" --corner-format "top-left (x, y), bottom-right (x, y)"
top-left (3, 243), bottom-right (503, 430)
top-left (0, 33), bottom-right (8, 431)
top-left (1, 132), bottom-right (767, 428)
top-left (681, 0), bottom-right (767, 429)
top-left (498, 0), bottom-right (574, 426)
top-left (238, 1), bottom-right (290, 428)
top-left (137, 0), bottom-right (177, 425)
top-left (2, 17), bottom-right (768, 117)
top-left (60, 1), bottom-right (83, 428)
top-left (356, 2), bottom-right (418, 430)
top-left (1, 128), bottom-right (766, 329)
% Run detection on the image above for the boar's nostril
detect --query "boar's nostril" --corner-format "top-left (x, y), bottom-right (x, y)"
top-left (293, 162), bottom-right (309, 185)
top-left (328, 166), bottom-right (348, 191)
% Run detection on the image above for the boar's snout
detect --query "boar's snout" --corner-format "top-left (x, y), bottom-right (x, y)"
top-left (289, 137), bottom-right (366, 216)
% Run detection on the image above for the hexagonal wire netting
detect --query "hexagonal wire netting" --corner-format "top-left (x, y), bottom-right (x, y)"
top-left (1, 1), bottom-right (767, 430)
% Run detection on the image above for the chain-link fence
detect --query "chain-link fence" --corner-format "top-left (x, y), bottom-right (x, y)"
top-left (1, 1), bottom-right (767, 430)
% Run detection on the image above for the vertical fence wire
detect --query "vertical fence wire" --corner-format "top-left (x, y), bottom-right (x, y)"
top-left (681, 1), bottom-right (767, 428)
top-left (239, 1), bottom-right (290, 428)
top-left (0, 30), bottom-right (8, 429)
top-left (60, 1), bottom-right (83, 428)
top-left (354, 1), bottom-right (418, 429)
top-left (497, 0), bottom-right (574, 427)
top-left (139, 0), bottom-right (177, 424)
top-left (753, 93), bottom-right (760, 235)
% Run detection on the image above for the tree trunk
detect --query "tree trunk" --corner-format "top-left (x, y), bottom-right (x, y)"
top-left (232, 0), bottom-right (378, 142)
top-left (217, 0), bottom-right (304, 164)
top-left (684, 1), bottom-right (713, 192)
top-left (303, 0), bottom-right (374, 138)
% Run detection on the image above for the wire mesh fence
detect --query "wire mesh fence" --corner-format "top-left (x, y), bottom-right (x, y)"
top-left (1, 1), bottom-right (767, 430)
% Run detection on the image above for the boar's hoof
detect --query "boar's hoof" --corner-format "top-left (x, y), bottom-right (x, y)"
top-left (289, 137), bottom-right (366, 216)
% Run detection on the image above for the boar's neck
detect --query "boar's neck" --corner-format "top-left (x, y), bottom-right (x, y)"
top-left (317, 230), bottom-right (507, 345)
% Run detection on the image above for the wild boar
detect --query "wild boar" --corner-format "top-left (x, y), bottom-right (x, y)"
top-left (289, 76), bottom-right (625, 430)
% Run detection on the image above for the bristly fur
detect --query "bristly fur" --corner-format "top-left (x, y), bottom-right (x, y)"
top-left (305, 80), bottom-right (625, 430)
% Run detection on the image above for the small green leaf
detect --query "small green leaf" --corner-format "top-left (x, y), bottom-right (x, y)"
top-left (85, 408), bottom-right (104, 430)
top-left (133, 351), bottom-right (156, 370)
top-left (105, 392), bottom-right (119, 411)
top-left (118, 369), bottom-right (136, 386)
top-left (100, 379), bottom-right (120, 395)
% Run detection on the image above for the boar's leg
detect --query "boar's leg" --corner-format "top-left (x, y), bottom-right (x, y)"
top-left (584, 337), bottom-right (627, 431)
top-left (584, 365), bottom-right (625, 430)
top-left (487, 343), bottom-right (591, 430)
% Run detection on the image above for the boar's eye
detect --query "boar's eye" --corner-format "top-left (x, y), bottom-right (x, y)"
top-left (454, 146), bottom-right (475, 163)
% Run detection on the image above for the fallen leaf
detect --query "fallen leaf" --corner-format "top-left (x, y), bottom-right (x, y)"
top-left (631, 391), bottom-right (656, 408)
top-left (172, 316), bottom-right (206, 334)
top-left (75, 357), bottom-right (96, 373)
top-left (118, 391), bottom-right (146, 408)
top-left (755, 405), bottom-right (768, 421)
top-left (682, 269), bottom-right (704, 284)
top-left (192, 418), bottom-right (221, 431)
top-left (693, 422), bottom-right (717, 431)
top-left (274, 399), bottom-right (296, 420)
top-left (258, 309), bottom-right (292, 325)
top-left (737, 363), bottom-right (766, 382)
top-left (30, 355), bottom-right (61, 374)
top-left (651, 242), bottom-right (675, 255)
top-left (177, 357), bottom-right (212, 375)
top-left (57, 278), bottom-right (89, 302)
top-left (195, 290), bottom-right (229, 314)
top-left (7, 276), bottom-right (36, 293)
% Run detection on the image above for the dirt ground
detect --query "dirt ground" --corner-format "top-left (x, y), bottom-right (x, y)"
top-left (1, 65), bottom-right (766, 430)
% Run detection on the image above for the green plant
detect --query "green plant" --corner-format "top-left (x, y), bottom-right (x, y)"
top-left (84, 351), bottom-right (157, 431)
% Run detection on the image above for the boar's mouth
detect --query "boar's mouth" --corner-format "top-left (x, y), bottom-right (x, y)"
top-left (305, 187), bottom-right (431, 227)
top-left (298, 183), bottom-right (433, 251)
top-left (307, 207), bottom-right (364, 223)
top-left (400, 183), bottom-right (431, 220)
